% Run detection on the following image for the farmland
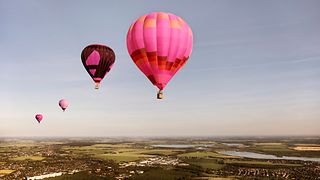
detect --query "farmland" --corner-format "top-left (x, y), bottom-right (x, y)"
top-left (11, 156), bottom-right (45, 161)
top-left (0, 137), bottom-right (319, 179)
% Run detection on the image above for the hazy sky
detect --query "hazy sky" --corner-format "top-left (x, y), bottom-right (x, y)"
top-left (1, 0), bottom-right (320, 137)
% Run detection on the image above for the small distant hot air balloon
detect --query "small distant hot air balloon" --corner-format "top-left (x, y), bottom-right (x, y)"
top-left (81, 44), bottom-right (116, 89)
top-left (59, 99), bottom-right (69, 112)
top-left (35, 114), bottom-right (43, 123)
top-left (127, 12), bottom-right (193, 99)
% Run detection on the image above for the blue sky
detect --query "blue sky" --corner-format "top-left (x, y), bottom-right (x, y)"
top-left (1, 0), bottom-right (320, 136)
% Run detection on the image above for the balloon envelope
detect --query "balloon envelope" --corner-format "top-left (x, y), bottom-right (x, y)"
top-left (126, 12), bottom-right (193, 92)
top-left (35, 114), bottom-right (43, 123)
top-left (81, 44), bottom-right (115, 89)
top-left (59, 99), bottom-right (69, 111)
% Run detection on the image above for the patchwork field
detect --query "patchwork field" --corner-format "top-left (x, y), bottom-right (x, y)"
top-left (0, 170), bottom-right (15, 174)
top-left (185, 159), bottom-right (225, 170)
top-left (62, 143), bottom-right (185, 162)
top-left (11, 156), bottom-right (45, 161)
top-left (251, 143), bottom-right (291, 152)
top-left (0, 137), bottom-right (319, 179)
top-left (93, 152), bottom-right (152, 162)
top-left (293, 146), bottom-right (320, 151)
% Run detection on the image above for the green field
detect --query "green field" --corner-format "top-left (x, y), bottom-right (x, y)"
top-left (94, 153), bottom-right (150, 162)
top-left (11, 156), bottom-right (44, 161)
top-left (185, 159), bottom-right (225, 170)
top-left (91, 143), bottom-right (133, 148)
top-left (62, 145), bottom-right (106, 153)
top-left (93, 148), bottom-right (156, 162)
top-left (140, 149), bottom-right (183, 156)
top-left (251, 143), bottom-right (291, 152)
top-left (63, 144), bottom-right (182, 162)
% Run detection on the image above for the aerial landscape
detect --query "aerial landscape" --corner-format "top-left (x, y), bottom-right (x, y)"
top-left (1, 137), bottom-right (320, 179)
top-left (1, 0), bottom-right (320, 179)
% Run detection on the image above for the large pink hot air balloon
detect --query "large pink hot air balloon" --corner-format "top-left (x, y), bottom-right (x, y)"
top-left (126, 12), bottom-right (193, 99)
top-left (59, 99), bottom-right (69, 112)
top-left (35, 114), bottom-right (43, 123)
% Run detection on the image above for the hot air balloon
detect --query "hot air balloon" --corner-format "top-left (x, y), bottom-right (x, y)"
top-left (35, 114), bottom-right (43, 123)
top-left (81, 44), bottom-right (115, 89)
top-left (59, 99), bottom-right (69, 112)
top-left (126, 12), bottom-right (193, 99)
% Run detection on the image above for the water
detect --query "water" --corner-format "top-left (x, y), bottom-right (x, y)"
top-left (220, 151), bottom-right (320, 163)
top-left (222, 143), bottom-right (246, 147)
top-left (151, 144), bottom-right (214, 148)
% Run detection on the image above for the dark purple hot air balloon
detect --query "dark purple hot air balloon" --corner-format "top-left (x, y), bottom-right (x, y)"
top-left (81, 44), bottom-right (115, 89)
top-left (35, 114), bottom-right (43, 123)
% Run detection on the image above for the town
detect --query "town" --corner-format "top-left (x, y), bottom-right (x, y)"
top-left (0, 137), bottom-right (319, 179)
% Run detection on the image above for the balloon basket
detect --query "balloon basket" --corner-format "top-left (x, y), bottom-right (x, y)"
top-left (95, 82), bottom-right (100, 89)
top-left (157, 90), bottom-right (164, 99)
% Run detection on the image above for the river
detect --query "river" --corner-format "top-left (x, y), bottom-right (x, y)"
top-left (219, 151), bottom-right (320, 162)
top-left (151, 144), bottom-right (214, 148)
